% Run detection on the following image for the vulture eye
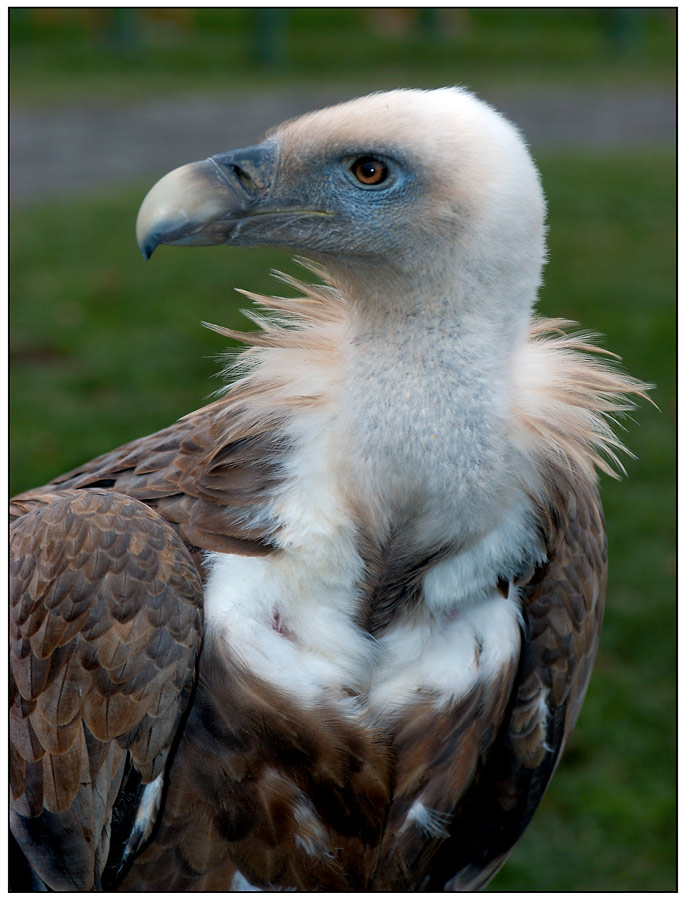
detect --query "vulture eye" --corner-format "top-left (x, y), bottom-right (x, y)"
top-left (350, 157), bottom-right (389, 187)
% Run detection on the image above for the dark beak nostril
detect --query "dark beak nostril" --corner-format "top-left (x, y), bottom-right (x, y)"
top-left (210, 141), bottom-right (279, 196)
top-left (229, 164), bottom-right (257, 192)
top-left (137, 141), bottom-right (282, 257)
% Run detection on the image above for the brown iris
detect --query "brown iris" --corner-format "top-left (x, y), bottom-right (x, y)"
top-left (351, 157), bottom-right (389, 186)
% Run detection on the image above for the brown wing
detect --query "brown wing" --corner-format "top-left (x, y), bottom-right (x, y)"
top-left (9, 397), bottom-right (289, 890)
top-left (12, 396), bottom-right (288, 569)
top-left (422, 477), bottom-right (607, 891)
top-left (10, 488), bottom-right (203, 890)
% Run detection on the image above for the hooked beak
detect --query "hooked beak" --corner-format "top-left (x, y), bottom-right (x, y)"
top-left (136, 141), bottom-right (280, 260)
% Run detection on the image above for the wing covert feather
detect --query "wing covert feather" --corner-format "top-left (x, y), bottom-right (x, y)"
top-left (10, 489), bottom-right (203, 891)
top-left (13, 398), bottom-right (288, 564)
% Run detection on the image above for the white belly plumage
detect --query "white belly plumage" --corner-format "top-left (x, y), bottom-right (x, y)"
top-left (203, 547), bottom-right (522, 714)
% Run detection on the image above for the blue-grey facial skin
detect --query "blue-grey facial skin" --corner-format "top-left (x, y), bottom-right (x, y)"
top-left (137, 138), bottom-right (429, 263)
top-left (252, 143), bottom-right (420, 256)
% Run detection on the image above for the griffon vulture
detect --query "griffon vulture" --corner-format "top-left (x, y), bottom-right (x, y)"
top-left (10, 87), bottom-right (648, 891)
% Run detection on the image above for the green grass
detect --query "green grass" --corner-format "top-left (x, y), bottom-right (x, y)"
top-left (10, 8), bottom-right (676, 104)
top-left (9, 148), bottom-right (675, 890)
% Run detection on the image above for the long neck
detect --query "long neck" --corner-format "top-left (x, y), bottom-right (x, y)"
top-left (221, 251), bottom-right (542, 561)
top-left (323, 241), bottom-right (537, 355)
top-left (332, 266), bottom-right (532, 551)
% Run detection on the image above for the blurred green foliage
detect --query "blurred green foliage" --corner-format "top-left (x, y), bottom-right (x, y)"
top-left (10, 7), bottom-right (675, 892)
top-left (10, 7), bottom-right (676, 103)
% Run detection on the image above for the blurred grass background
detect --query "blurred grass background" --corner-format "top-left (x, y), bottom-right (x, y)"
top-left (9, 7), bottom-right (677, 101)
top-left (9, 8), bottom-right (675, 892)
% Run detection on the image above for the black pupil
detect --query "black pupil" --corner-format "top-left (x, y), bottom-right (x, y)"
top-left (356, 158), bottom-right (386, 183)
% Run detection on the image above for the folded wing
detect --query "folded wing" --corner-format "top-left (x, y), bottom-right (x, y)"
top-left (10, 489), bottom-right (203, 890)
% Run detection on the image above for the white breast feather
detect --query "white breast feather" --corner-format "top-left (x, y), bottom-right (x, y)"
top-left (367, 588), bottom-right (521, 711)
top-left (202, 266), bottom-right (645, 714)
top-left (204, 404), bottom-right (377, 705)
top-left (204, 386), bottom-right (527, 710)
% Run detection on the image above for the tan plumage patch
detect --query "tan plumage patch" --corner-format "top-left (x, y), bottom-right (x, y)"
top-left (511, 317), bottom-right (652, 487)
top-left (203, 262), bottom-right (349, 434)
top-left (201, 270), bottom-right (651, 505)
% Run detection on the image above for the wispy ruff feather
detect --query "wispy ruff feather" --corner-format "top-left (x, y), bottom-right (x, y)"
top-left (204, 264), bottom-right (651, 493)
top-left (511, 317), bottom-right (652, 485)
top-left (202, 262), bottom-right (348, 442)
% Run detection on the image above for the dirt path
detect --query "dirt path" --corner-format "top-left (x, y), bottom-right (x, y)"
top-left (10, 86), bottom-right (675, 207)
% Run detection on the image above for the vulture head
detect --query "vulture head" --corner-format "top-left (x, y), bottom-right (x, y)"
top-left (137, 88), bottom-right (545, 332)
